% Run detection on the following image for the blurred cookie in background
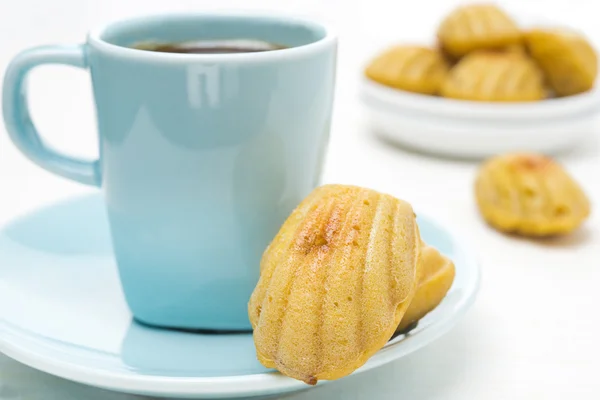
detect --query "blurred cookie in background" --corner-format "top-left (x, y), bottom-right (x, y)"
top-left (365, 46), bottom-right (450, 95)
top-left (526, 28), bottom-right (598, 96)
top-left (441, 51), bottom-right (545, 102)
top-left (437, 3), bottom-right (522, 58)
top-left (475, 153), bottom-right (591, 237)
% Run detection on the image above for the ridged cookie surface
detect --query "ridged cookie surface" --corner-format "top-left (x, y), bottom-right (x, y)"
top-left (441, 51), bottom-right (545, 102)
top-left (475, 153), bottom-right (590, 236)
top-left (249, 184), bottom-right (420, 384)
top-left (438, 4), bottom-right (522, 58)
top-left (526, 28), bottom-right (598, 96)
top-left (365, 46), bottom-right (450, 94)
top-left (396, 243), bottom-right (455, 334)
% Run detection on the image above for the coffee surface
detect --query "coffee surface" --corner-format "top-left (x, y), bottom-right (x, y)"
top-left (132, 39), bottom-right (286, 54)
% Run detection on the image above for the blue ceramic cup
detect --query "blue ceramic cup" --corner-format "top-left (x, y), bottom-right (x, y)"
top-left (2, 13), bottom-right (337, 330)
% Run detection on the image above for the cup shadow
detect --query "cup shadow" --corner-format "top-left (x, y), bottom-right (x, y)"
top-left (119, 320), bottom-right (268, 378)
top-left (500, 225), bottom-right (593, 250)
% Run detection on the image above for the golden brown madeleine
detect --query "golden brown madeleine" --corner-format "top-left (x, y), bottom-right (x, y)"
top-left (396, 243), bottom-right (455, 334)
top-left (441, 51), bottom-right (545, 102)
top-left (248, 184), bottom-right (421, 384)
top-left (526, 28), bottom-right (598, 96)
top-left (502, 44), bottom-right (528, 55)
top-left (438, 4), bottom-right (522, 58)
top-left (475, 153), bottom-right (591, 236)
top-left (440, 43), bottom-right (527, 66)
top-left (365, 46), bottom-right (450, 95)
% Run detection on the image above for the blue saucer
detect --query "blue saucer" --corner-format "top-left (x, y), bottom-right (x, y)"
top-left (0, 194), bottom-right (479, 399)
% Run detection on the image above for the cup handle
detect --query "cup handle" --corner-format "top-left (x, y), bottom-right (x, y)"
top-left (2, 45), bottom-right (101, 186)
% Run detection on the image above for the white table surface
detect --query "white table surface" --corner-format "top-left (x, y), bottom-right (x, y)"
top-left (1, 0), bottom-right (599, 399)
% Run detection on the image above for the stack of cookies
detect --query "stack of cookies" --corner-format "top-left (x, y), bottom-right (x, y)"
top-left (366, 3), bottom-right (598, 101)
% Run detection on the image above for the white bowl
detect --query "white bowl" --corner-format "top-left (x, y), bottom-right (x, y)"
top-left (360, 77), bottom-right (600, 159)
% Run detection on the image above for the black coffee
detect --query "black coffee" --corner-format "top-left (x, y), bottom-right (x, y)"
top-left (132, 39), bottom-right (286, 54)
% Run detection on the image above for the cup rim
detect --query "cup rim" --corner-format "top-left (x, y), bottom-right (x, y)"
top-left (87, 11), bottom-right (337, 63)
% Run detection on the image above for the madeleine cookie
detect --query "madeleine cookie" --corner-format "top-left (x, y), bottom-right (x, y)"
top-left (526, 28), bottom-right (598, 96)
top-left (396, 242), bottom-right (455, 334)
top-left (249, 184), bottom-right (421, 384)
top-left (475, 153), bottom-right (590, 236)
top-left (441, 52), bottom-right (545, 101)
top-left (365, 46), bottom-right (450, 94)
top-left (438, 4), bottom-right (522, 58)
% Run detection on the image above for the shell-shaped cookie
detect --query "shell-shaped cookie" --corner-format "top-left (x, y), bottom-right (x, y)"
top-left (365, 46), bottom-right (450, 95)
top-left (475, 153), bottom-right (591, 236)
top-left (526, 28), bottom-right (598, 96)
top-left (249, 184), bottom-right (421, 384)
top-left (395, 242), bottom-right (455, 334)
top-left (441, 52), bottom-right (545, 102)
top-left (438, 4), bottom-right (522, 58)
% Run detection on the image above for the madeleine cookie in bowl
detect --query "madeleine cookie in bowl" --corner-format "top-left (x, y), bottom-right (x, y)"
top-left (438, 4), bottom-right (522, 58)
top-left (526, 28), bottom-right (598, 96)
top-left (441, 52), bottom-right (545, 102)
top-left (365, 46), bottom-right (450, 95)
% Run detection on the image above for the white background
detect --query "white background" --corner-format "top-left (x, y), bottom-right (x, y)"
top-left (0, 0), bottom-right (599, 399)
